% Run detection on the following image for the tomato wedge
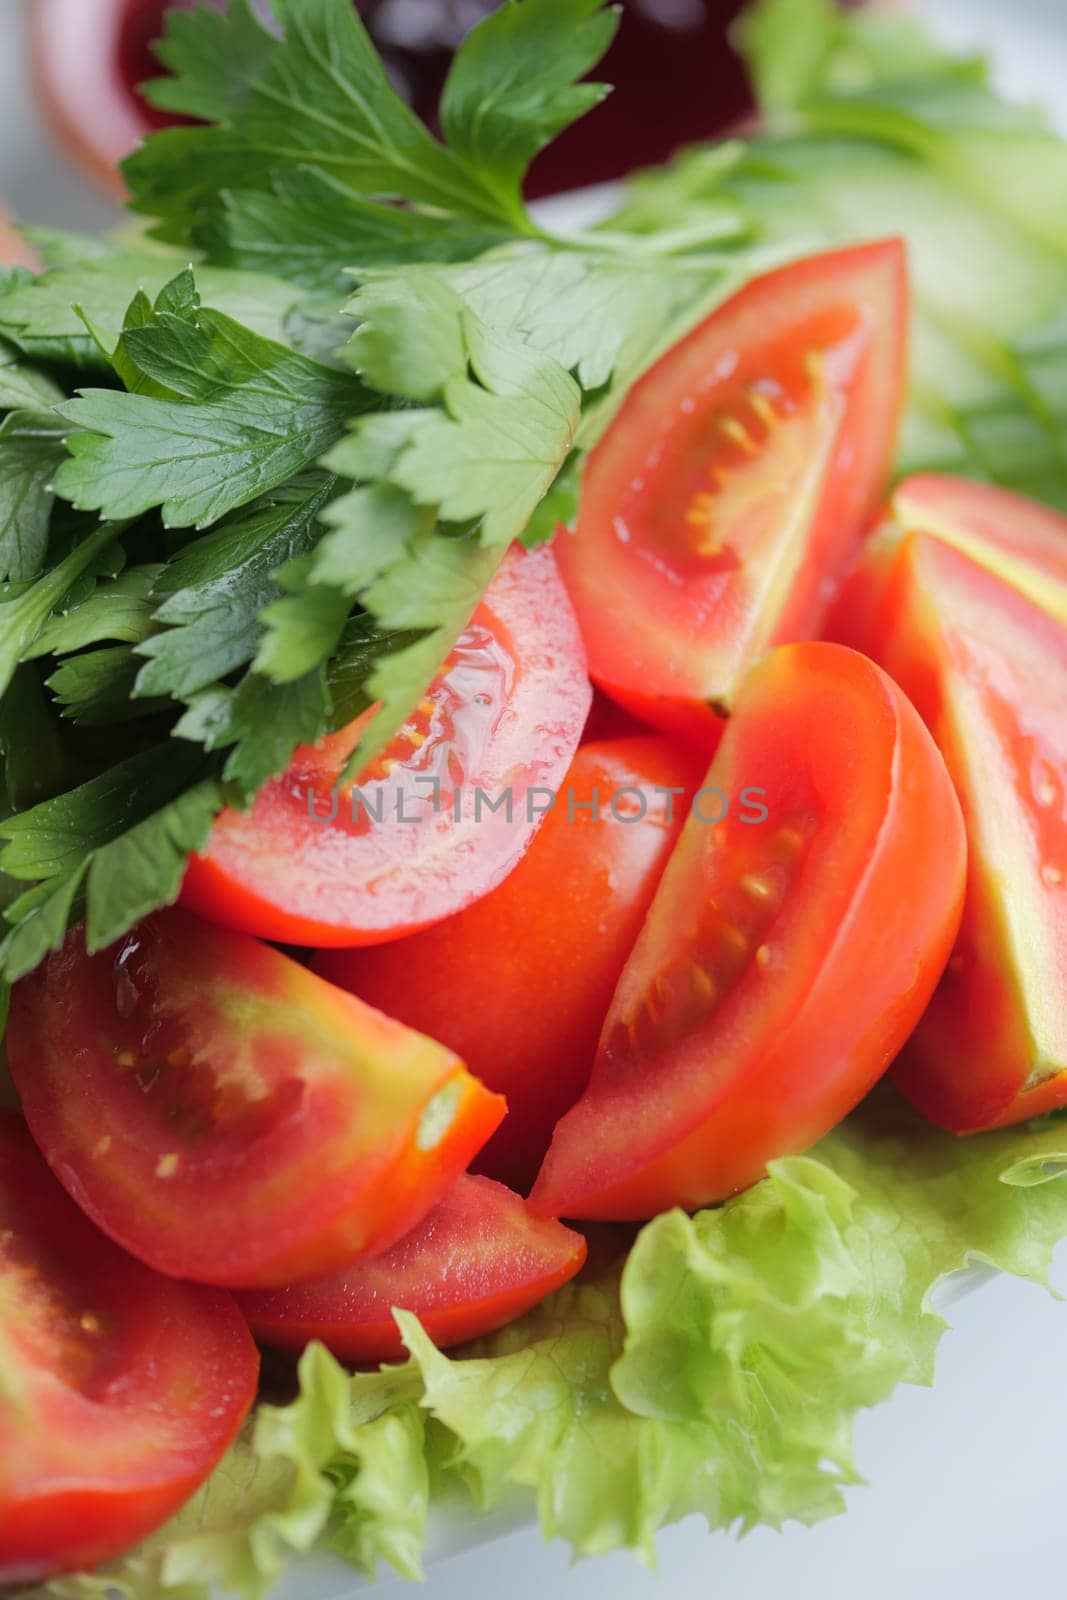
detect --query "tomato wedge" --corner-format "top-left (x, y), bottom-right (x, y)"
top-left (0, 1112), bottom-right (257, 1583)
top-left (317, 736), bottom-right (705, 1191)
top-left (555, 242), bottom-right (907, 738)
top-left (238, 1173), bottom-right (587, 1364)
top-left (833, 529), bottom-right (1067, 1131)
top-left (6, 909), bottom-right (505, 1288)
top-left (886, 473), bottom-right (1067, 625)
top-left (529, 641), bottom-right (966, 1221)
top-left (180, 545), bottom-right (591, 947)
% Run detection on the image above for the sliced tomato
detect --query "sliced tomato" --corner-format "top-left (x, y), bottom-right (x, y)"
top-left (6, 909), bottom-right (505, 1288)
top-left (555, 241), bottom-right (907, 736)
top-left (180, 545), bottom-right (591, 947)
top-left (317, 736), bottom-right (705, 1192)
top-left (833, 530), bottom-right (1067, 1131)
top-left (0, 1112), bottom-right (257, 1583)
top-left (237, 1173), bottom-right (587, 1364)
top-left (887, 473), bottom-right (1067, 625)
top-left (529, 641), bottom-right (966, 1221)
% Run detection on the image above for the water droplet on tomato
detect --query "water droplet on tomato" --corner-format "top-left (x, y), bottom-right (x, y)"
top-left (112, 935), bottom-right (143, 1019)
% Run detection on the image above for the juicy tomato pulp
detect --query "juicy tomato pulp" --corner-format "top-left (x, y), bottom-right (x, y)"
top-left (0, 1114), bottom-right (257, 1583)
top-left (6, 909), bottom-right (504, 1288)
top-left (317, 737), bottom-right (706, 1191)
top-left (237, 1173), bottom-right (587, 1363)
top-left (555, 242), bottom-right (907, 742)
top-left (832, 522), bottom-right (1067, 1131)
top-left (180, 545), bottom-right (590, 947)
top-left (530, 642), bottom-right (967, 1221)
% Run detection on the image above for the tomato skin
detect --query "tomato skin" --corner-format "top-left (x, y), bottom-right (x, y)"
top-left (529, 642), bottom-right (966, 1221)
top-left (832, 528), bottom-right (1067, 1132)
top-left (0, 1112), bottom-right (258, 1583)
top-left (6, 909), bottom-right (505, 1288)
top-left (555, 241), bottom-right (907, 731)
top-left (316, 737), bottom-right (705, 1192)
top-left (237, 1173), bottom-right (587, 1363)
top-left (180, 545), bottom-right (591, 948)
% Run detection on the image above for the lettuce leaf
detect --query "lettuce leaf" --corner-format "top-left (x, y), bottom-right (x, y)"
top-left (42, 1093), bottom-right (1067, 1599)
top-left (402, 1091), bottom-right (1067, 1555)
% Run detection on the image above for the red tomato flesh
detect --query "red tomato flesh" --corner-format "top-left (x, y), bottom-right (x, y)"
top-left (237, 1173), bottom-right (587, 1364)
top-left (317, 736), bottom-right (705, 1192)
top-left (833, 530), bottom-right (1067, 1131)
top-left (6, 909), bottom-right (505, 1288)
top-left (0, 1112), bottom-right (258, 1583)
top-left (180, 545), bottom-right (591, 947)
top-left (529, 641), bottom-right (966, 1221)
top-left (555, 242), bottom-right (907, 736)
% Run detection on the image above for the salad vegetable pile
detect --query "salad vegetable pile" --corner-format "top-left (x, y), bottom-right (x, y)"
top-left (1, 0), bottom-right (1067, 1590)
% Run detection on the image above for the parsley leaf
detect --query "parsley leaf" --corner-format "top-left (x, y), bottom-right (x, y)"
top-left (55, 277), bottom-right (367, 528)
top-left (0, 250), bottom-right (301, 368)
top-left (0, 410), bottom-right (69, 582)
top-left (201, 170), bottom-right (513, 295)
top-left (439, 0), bottom-right (618, 214)
top-left (0, 870), bottom-right (89, 987)
top-left (46, 647), bottom-right (155, 726)
top-left (0, 744), bottom-right (207, 885)
top-left (252, 558), bottom-right (354, 685)
top-left (0, 666), bottom-right (76, 812)
top-left (127, 0), bottom-right (617, 248)
top-left (0, 519), bottom-right (126, 699)
top-left (374, 315), bottom-right (581, 545)
top-left (129, 0), bottom-right (522, 237)
top-left (340, 292), bottom-right (581, 544)
top-left (26, 564), bottom-right (163, 658)
top-left (84, 776), bottom-right (223, 949)
top-left (0, 746), bottom-right (222, 980)
top-left (345, 250), bottom-right (699, 421)
top-left (0, 339), bottom-right (64, 412)
top-left (174, 669), bottom-right (330, 794)
top-left (422, 251), bottom-right (678, 390)
top-left (135, 476), bottom-right (338, 699)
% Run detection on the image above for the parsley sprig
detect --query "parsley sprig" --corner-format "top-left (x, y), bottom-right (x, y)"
top-left (0, 0), bottom-right (659, 994)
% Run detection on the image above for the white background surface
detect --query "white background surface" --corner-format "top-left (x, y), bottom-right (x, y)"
top-left (2, 1), bottom-right (1067, 1597)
